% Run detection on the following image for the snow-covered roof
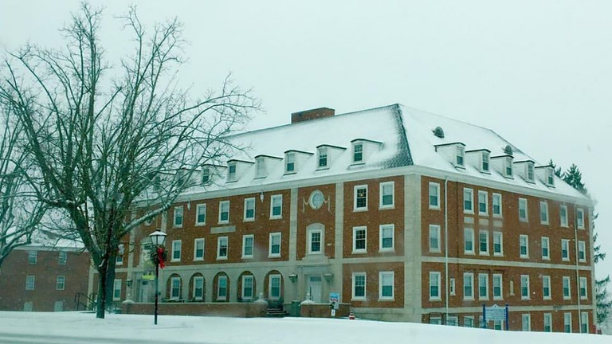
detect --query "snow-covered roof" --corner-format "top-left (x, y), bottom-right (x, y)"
top-left (185, 104), bottom-right (588, 201)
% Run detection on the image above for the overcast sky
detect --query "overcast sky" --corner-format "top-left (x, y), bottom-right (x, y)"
top-left (1, 0), bottom-right (611, 278)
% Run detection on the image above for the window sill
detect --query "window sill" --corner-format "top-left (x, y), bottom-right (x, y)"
top-left (353, 208), bottom-right (368, 212)
top-left (195, 223), bottom-right (206, 226)
top-left (379, 205), bottom-right (395, 210)
top-left (193, 258), bottom-right (204, 262)
top-left (352, 250), bottom-right (367, 255)
top-left (379, 248), bottom-right (395, 253)
top-left (378, 297), bottom-right (395, 301)
top-left (242, 256), bottom-right (254, 259)
top-left (243, 219), bottom-right (255, 222)
top-left (268, 254), bottom-right (281, 258)
top-left (217, 257), bottom-right (228, 261)
top-left (270, 216), bottom-right (282, 220)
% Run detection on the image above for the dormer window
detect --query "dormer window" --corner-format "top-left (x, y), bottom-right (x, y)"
top-left (546, 168), bottom-right (554, 187)
top-left (256, 157), bottom-right (266, 178)
top-left (456, 146), bottom-right (465, 167)
top-left (504, 157), bottom-right (513, 178)
top-left (227, 162), bottom-right (237, 181)
top-left (318, 147), bottom-right (328, 168)
top-left (526, 162), bottom-right (534, 183)
top-left (285, 152), bottom-right (295, 173)
top-left (353, 143), bottom-right (363, 163)
top-left (482, 152), bottom-right (490, 172)
top-left (202, 167), bottom-right (211, 184)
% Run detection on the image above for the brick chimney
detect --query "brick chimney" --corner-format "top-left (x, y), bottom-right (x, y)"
top-left (291, 107), bottom-right (335, 124)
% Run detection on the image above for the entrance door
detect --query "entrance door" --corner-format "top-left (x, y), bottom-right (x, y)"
top-left (139, 280), bottom-right (152, 302)
top-left (307, 276), bottom-right (322, 302)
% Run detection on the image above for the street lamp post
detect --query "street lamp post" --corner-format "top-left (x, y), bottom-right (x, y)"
top-left (149, 230), bottom-right (167, 325)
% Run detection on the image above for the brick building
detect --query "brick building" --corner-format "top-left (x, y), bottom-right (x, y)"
top-left (0, 245), bottom-right (90, 312)
top-left (110, 104), bottom-right (595, 332)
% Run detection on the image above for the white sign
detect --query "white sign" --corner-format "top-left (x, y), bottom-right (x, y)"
top-left (329, 292), bottom-right (340, 310)
top-left (485, 305), bottom-right (506, 321)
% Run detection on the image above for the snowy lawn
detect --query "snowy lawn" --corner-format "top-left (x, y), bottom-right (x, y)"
top-left (0, 311), bottom-right (609, 344)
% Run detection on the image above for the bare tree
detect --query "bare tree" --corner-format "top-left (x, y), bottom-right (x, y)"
top-left (0, 100), bottom-right (46, 268)
top-left (0, 3), bottom-right (257, 318)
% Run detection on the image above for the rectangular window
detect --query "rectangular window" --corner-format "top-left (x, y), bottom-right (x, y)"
top-left (172, 240), bottom-right (182, 262)
top-left (464, 228), bottom-right (474, 254)
top-left (579, 277), bottom-right (587, 299)
top-left (56, 276), bottom-right (65, 291)
top-left (478, 273), bottom-right (489, 300)
top-left (429, 271), bottom-right (441, 300)
top-left (308, 229), bottom-right (323, 254)
top-left (113, 279), bottom-right (121, 301)
top-left (242, 275), bottom-right (254, 300)
top-left (352, 226), bottom-right (367, 253)
top-left (561, 239), bottom-right (570, 261)
top-left (464, 316), bottom-right (475, 328)
top-left (202, 167), bottom-right (211, 184)
top-left (379, 271), bottom-right (394, 300)
top-left (577, 208), bottom-right (585, 229)
top-left (196, 203), bottom-right (207, 225)
top-left (269, 232), bottom-right (281, 257)
top-left (492, 193), bottom-right (502, 216)
top-left (58, 251), bottom-right (67, 265)
top-left (28, 251), bottom-right (37, 264)
top-left (527, 163), bottom-right (535, 182)
top-left (218, 200), bottom-right (230, 224)
top-left (521, 314), bottom-right (531, 331)
top-left (173, 206), bottom-right (184, 228)
top-left (429, 182), bottom-right (440, 209)
top-left (543, 313), bottom-right (552, 332)
top-left (542, 275), bottom-right (551, 300)
top-left (380, 182), bottom-right (394, 208)
top-left (23, 302), bottom-right (33, 312)
top-left (450, 278), bottom-right (456, 296)
top-left (560, 205), bottom-right (568, 227)
top-left (242, 235), bottom-right (254, 258)
top-left (227, 162), bottom-right (236, 181)
top-left (493, 232), bottom-right (503, 256)
top-left (54, 301), bottom-right (63, 312)
top-left (479, 231), bottom-right (489, 255)
top-left (519, 235), bottom-right (529, 258)
top-left (269, 274), bottom-right (281, 299)
top-left (26, 275), bottom-right (36, 290)
top-left (541, 237), bottom-right (550, 260)
top-left (463, 188), bottom-right (474, 213)
top-left (318, 147), bottom-right (328, 168)
top-left (193, 276), bottom-right (204, 300)
top-left (379, 224), bottom-right (394, 251)
top-left (521, 275), bottom-right (530, 300)
top-left (194, 238), bottom-right (205, 260)
top-left (285, 152), bottom-right (295, 173)
top-left (354, 185), bottom-right (368, 210)
top-left (519, 198), bottom-right (528, 222)
top-left (116, 253), bottom-right (123, 265)
top-left (217, 236), bottom-right (228, 260)
top-left (217, 276), bottom-right (228, 300)
top-left (170, 277), bottom-right (180, 299)
top-left (353, 143), bottom-right (363, 163)
top-left (493, 274), bottom-right (503, 300)
top-left (563, 276), bottom-right (571, 299)
top-left (505, 157), bottom-right (513, 177)
top-left (256, 157), bottom-right (266, 177)
top-left (482, 151), bottom-right (490, 172)
top-left (244, 198), bottom-right (255, 221)
top-left (564, 312), bottom-right (572, 333)
top-left (456, 145), bottom-right (465, 166)
top-left (352, 273), bottom-right (366, 300)
top-left (581, 312), bottom-right (588, 333)
top-left (429, 224), bottom-right (441, 253)
top-left (478, 191), bottom-right (488, 215)
top-left (540, 201), bottom-right (549, 224)
top-left (270, 195), bottom-right (283, 219)
top-left (578, 241), bottom-right (586, 262)
top-left (463, 273), bottom-right (474, 300)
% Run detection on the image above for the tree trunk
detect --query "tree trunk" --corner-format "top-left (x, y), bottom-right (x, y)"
top-left (96, 265), bottom-right (107, 319)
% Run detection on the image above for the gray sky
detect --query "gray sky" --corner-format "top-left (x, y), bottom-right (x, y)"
top-left (2, 0), bottom-right (611, 279)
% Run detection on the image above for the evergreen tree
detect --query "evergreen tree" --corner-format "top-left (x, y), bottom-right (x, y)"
top-left (563, 164), bottom-right (587, 195)
top-left (548, 159), bottom-right (563, 178)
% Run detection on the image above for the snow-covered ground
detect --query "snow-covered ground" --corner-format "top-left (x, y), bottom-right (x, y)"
top-left (0, 312), bottom-right (609, 344)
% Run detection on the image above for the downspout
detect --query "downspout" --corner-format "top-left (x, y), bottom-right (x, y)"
top-left (574, 203), bottom-right (582, 332)
top-left (444, 177), bottom-right (449, 323)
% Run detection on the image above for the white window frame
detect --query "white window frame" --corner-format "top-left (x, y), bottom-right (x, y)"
top-left (217, 275), bottom-right (228, 301)
top-left (269, 274), bottom-right (282, 300)
top-left (352, 272), bottom-right (366, 300)
top-left (307, 228), bottom-right (323, 255)
top-left (478, 273), bottom-right (489, 300)
top-left (58, 251), bottom-right (67, 265)
top-left (379, 224), bottom-right (394, 252)
top-left (171, 240), bottom-right (182, 262)
top-left (112, 279), bottom-right (122, 301)
top-left (519, 234), bottom-right (529, 258)
top-left (270, 194), bottom-right (283, 219)
top-left (521, 314), bottom-right (531, 331)
top-left (193, 276), bottom-right (204, 301)
top-left (526, 163), bottom-right (535, 183)
top-left (564, 312), bottom-right (572, 333)
top-left (429, 224), bottom-right (441, 253)
top-left (353, 142), bottom-right (363, 163)
top-left (581, 312), bottom-right (589, 333)
top-left (352, 226), bottom-right (367, 254)
top-left (218, 200), bottom-right (230, 224)
top-left (217, 236), bottom-right (228, 260)
top-left (492, 193), bottom-right (502, 217)
top-left (379, 271), bottom-right (394, 300)
top-left (464, 316), bottom-right (475, 328)
top-left (244, 198), bottom-right (255, 222)
top-left (450, 278), bottom-right (456, 296)
top-left (563, 276), bottom-right (571, 300)
top-left (429, 271), bottom-right (441, 300)
top-left (560, 205), bottom-right (568, 227)
top-left (463, 273), bottom-right (474, 300)
top-left (269, 232), bottom-right (281, 258)
top-left (577, 208), bottom-right (585, 229)
top-left (479, 230), bottom-right (489, 256)
top-left (579, 277), bottom-right (588, 299)
top-left (241, 275), bottom-right (254, 300)
top-left (56, 276), bottom-right (65, 291)
top-left (285, 152), bottom-right (296, 173)
top-left (478, 190), bottom-right (488, 215)
top-left (170, 276), bottom-right (181, 300)
top-left (504, 156), bottom-right (513, 177)
top-left (578, 241), bottom-right (586, 262)
top-left (354, 185), bottom-right (368, 211)
top-left (493, 231), bottom-right (503, 256)
top-left (28, 250), bottom-right (37, 264)
top-left (379, 181), bottom-right (394, 209)
top-left (492, 274), bottom-right (503, 300)
top-left (518, 198), bottom-right (528, 222)
top-left (173, 206), bottom-right (184, 228)
top-left (202, 167), bottom-right (211, 185)
top-left (429, 182), bottom-right (440, 209)
top-left (540, 201), bottom-right (549, 225)
top-left (541, 237), bottom-right (550, 260)
top-left (561, 239), bottom-right (570, 261)
top-left (25, 275), bottom-right (35, 290)
top-left (195, 203), bottom-right (207, 226)
top-left (463, 188), bottom-right (474, 213)
top-left (242, 235), bottom-right (254, 259)
top-left (543, 313), bottom-right (552, 332)
top-left (318, 147), bottom-right (328, 168)
top-left (520, 275), bottom-right (530, 300)
top-left (482, 151), bottom-right (490, 172)
top-left (464, 228), bottom-right (474, 255)
top-left (54, 301), bottom-right (63, 312)
top-left (194, 238), bottom-right (205, 261)
top-left (227, 162), bottom-right (237, 181)
top-left (542, 275), bottom-right (551, 300)
top-left (455, 145), bottom-right (465, 167)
